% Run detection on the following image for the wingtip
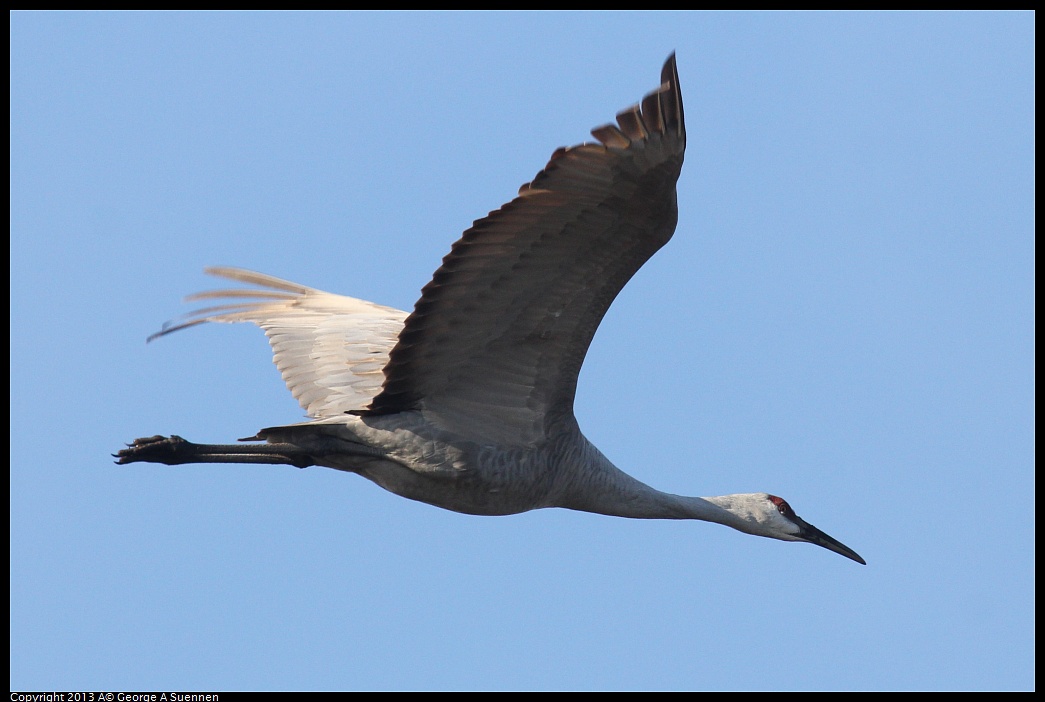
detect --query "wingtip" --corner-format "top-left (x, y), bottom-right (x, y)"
top-left (659, 52), bottom-right (684, 140)
top-left (589, 53), bottom-right (684, 149)
top-left (662, 52), bottom-right (676, 80)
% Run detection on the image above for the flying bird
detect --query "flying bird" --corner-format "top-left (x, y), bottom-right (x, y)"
top-left (117, 55), bottom-right (865, 565)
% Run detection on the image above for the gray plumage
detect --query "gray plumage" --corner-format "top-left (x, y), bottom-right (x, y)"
top-left (118, 55), bottom-right (864, 564)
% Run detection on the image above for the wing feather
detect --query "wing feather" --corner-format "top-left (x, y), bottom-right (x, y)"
top-left (366, 55), bottom-right (686, 445)
top-left (151, 267), bottom-right (407, 418)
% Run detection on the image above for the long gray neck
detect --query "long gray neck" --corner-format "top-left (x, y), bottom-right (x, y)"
top-left (548, 436), bottom-right (746, 529)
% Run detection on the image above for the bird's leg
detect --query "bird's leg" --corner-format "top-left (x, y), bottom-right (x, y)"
top-left (115, 434), bottom-right (316, 469)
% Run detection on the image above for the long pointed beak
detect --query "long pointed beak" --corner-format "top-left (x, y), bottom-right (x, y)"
top-left (793, 516), bottom-right (866, 565)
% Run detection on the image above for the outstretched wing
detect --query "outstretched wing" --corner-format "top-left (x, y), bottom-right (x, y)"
top-left (365, 55), bottom-right (686, 445)
top-left (151, 267), bottom-right (407, 418)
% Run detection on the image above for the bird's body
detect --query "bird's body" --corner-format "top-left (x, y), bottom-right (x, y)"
top-left (118, 56), bottom-right (865, 564)
top-left (268, 409), bottom-right (606, 518)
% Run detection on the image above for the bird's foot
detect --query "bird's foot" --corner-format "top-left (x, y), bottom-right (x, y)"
top-left (115, 435), bottom-right (192, 465)
top-left (114, 434), bottom-right (317, 468)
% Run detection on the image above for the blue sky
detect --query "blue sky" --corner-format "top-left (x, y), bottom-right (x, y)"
top-left (10, 11), bottom-right (1033, 691)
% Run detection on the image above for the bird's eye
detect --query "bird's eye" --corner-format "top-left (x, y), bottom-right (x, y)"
top-left (768, 494), bottom-right (793, 516)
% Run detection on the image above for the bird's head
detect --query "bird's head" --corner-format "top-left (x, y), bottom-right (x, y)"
top-left (710, 492), bottom-right (865, 564)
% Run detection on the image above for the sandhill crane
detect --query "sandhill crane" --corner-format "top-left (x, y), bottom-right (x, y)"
top-left (117, 55), bottom-right (865, 565)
